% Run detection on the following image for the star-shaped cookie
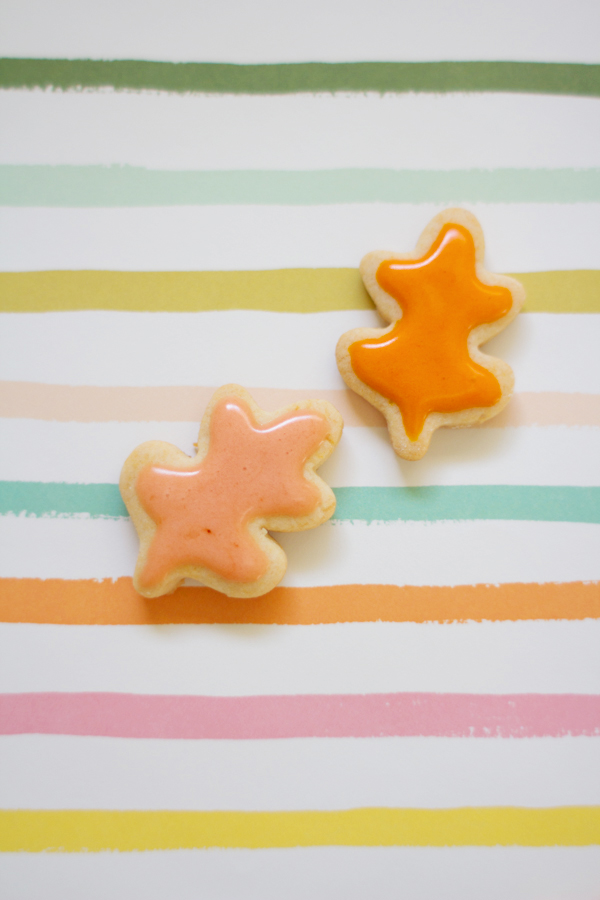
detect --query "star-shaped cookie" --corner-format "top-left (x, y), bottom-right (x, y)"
top-left (120, 385), bottom-right (343, 598)
top-left (336, 208), bottom-right (525, 460)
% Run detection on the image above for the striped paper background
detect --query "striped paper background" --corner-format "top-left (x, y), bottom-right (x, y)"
top-left (0, 1), bottom-right (599, 896)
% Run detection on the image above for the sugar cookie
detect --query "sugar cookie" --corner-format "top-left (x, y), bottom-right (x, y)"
top-left (120, 385), bottom-right (343, 598)
top-left (336, 208), bottom-right (525, 460)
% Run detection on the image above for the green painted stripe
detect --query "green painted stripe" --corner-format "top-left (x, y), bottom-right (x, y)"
top-left (0, 482), bottom-right (128, 518)
top-left (2, 483), bottom-right (598, 525)
top-left (3, 166), bottom-right (600, 206)
top-left (333, 486), bottom-right (600, 524)
top-left (1, 59), bottom-right (599, 97)
top-left (1, 269), bottom-right (598, 313)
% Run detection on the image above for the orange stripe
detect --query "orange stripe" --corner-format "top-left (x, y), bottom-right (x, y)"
top-left (0, 578), bottom-right (597, 625)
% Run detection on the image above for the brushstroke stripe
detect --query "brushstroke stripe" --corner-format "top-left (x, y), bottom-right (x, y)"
top-left (1, 269), bottom-right (597, 313)
top-left (1, 384), bottom-right (598, 428)
top-left (1, 578), bottom-right (597, 626)
top-left (3, 166), bottom-right (600, 206)
top-left (2, 691), bottom-right (599, 740)
top-left (0, 482), bottom-right (128, 518)
top-left (1, 807), bottom-right (598, 851)
top-left (1, 59), bottom-right (599, 97)
top-left (0, 382), bottom-right (387, 425)
top-left (2, 482), bottom-right (598, 524)
top-left (333, 486), bottom-right (600, 524)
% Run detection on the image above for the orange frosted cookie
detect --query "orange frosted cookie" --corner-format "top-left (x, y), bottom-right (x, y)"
top-left (336, 208), bottom-right (525, 460)
top-left (120, 385), bottom-right (343, 598)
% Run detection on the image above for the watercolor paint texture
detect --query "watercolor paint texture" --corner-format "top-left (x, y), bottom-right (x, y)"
top-left (0, 1), bottom-right (599, 896)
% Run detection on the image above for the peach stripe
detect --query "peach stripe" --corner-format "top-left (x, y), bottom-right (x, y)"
top-left (1, 383), bottom-right (599, 427)
top-left (0, 578), bottom-right (597, 625)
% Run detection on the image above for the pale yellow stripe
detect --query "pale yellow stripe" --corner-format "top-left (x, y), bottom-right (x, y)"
top-left (0, 269), bottom-right (597, 313)
top-left (1, 808), bottom-right (598, 851)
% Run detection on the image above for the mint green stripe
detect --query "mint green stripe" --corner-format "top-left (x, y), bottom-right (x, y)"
top-left (3, 166), bottom-right (600, 206)
top-left (1, 59), bottom-right (599, 97)
top-left (1, 483), bottom-right (598, 524)
top-left (333, 486), bottom-right (600, 524)
top-left (0, 482), bottom-right (127, 518)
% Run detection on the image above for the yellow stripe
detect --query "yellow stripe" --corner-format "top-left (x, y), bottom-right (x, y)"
top-left (0, 269), bottom-right (598, 313)
top-left (0, 269), bottom-right (369, 313)
top-left (516, 270), bottom-right (600, 312)
top-left (2, 808), bottom-right (599, 851)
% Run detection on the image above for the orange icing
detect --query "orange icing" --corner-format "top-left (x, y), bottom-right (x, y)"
top-left (135, 396), bottom-right (329, 587)
top-left (349, 223), bottom-right (513, 441)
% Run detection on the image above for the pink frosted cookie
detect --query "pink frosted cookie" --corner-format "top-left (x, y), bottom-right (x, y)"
top-left (120, 384), bottom-right (343, 598)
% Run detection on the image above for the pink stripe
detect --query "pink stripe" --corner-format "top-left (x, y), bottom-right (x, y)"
top-left (1, 693), bottom-right (599, 739)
